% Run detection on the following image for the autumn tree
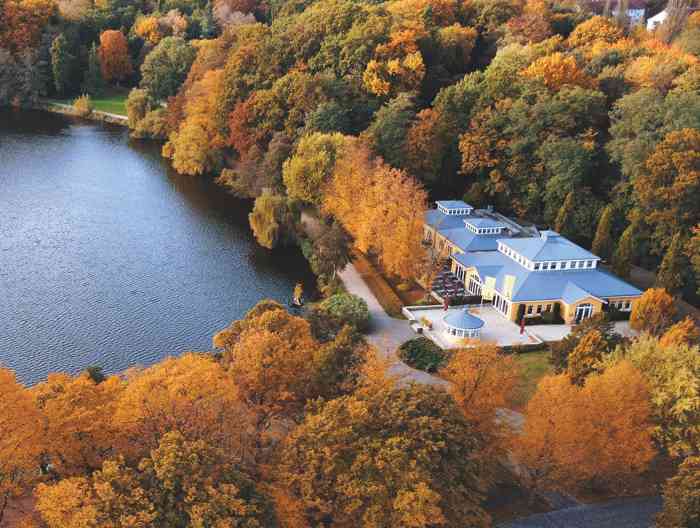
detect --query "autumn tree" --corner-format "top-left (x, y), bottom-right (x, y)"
top-left (0, 368), bottom-right (43, 525)
top-left (634, 128), bottom-right (700, 253)
top-left (660, 317), bottom-right (700, 348)
top-left (35, 431), bottom-right (275, 528)
top-left (689, 225), bottom-right (700, 295)
top-left (163, 69), bottom-right (225, 176)
top-left (363, 29), bottom-right (426, 97)
top-left (656, 232), bottom-right (690, 294)
top-left (282, 132), bottom-right (350, 206)
top-left (249, 191), bottom-right (296, 249)
top-left (567, 16), bottom-right (623, 48)
top-left (592, 204), bottom-right (615, 260)
top-left (33, 372), bottom-right (123, 477)
top-left (513, 362), bottom-right (656, 492)
top-left (550, 314), bottom-right (620, 372)
top-left (277, 383), bottom-right (493, 528)
top-left (324, 141), bottom-right (428, 280)
top-left (0, 0), bottom-right (55, 53)
top-left (112, 353), bottom-right (250, 464)
top-left (98, 30), bottom-right (132, 84)
top-left (362, 92), bottom-right (416, 169)
top-left (522, 52), bottom-right (596, 91)
top-left (630, 288), bottom-right (677, 336)
top-left (603, 335), bottom-right (700, 456)
top-left (656, 456), bottom-right (700, 528)
top-left (441, 343), bottom-right (520, 448)
top-left (567, 329), bottom-right (609, 385)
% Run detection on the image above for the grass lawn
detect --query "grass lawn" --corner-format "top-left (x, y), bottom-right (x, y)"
top-left (512, 350), bottom-right (553, 410)
top-left (50, 88), bottom-right (129, 117)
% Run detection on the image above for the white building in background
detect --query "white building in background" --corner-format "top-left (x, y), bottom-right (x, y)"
top-left (647, 9), bottom-right (668, 29)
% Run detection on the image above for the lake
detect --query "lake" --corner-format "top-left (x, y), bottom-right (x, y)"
top-left (0, 109), bottom-right (316, 385)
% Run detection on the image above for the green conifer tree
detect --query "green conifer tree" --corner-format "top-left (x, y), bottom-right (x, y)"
top-left (554, 192), bottom-right (576, 239)
top-left (612, 222), bottom-right (637, 278)
top-left (656, 232), bottom-right (687, 294)
top-left (50, 34), bottom-right (74, 96)
top-left (82, 43), bottom-right (104, 96)
top-left (592, 205), bottom-right (615, 260)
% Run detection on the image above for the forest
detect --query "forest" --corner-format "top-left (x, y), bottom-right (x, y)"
top-left (1, 0), bottom-right (699, 299)
top-left (2, 0), bottom-right (700, 525)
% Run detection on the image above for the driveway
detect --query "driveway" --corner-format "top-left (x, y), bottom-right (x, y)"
top-left (338, 263), bottom-right (447, 387)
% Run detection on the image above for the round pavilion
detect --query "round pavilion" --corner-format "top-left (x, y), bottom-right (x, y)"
top-left (443, 309), bottom-right (484, 339)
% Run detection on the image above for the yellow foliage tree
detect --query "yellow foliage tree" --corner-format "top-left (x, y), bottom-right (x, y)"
top-left (522, 52), bottom-right (597, 90)
top-left (567, 16), bottom-right (624, 48)
top-left (134, 16), bottom-right (163, 44)
top-left (163, 69), bottom-right (225, 176)
top-left (0, 368), bottom-right (43, 525)
top-left (513, 362), bottom-right (656, 492)
top-left (630, 288), bottom-right (677, 336)
top-left (363, 30), bottom-right (426, 96)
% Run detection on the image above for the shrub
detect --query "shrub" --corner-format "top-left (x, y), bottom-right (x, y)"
top-left (73, 94), bottom-right (93, 117)
top-left (398, 337), bottom-right (450, 373)
top-left (320, 293), bottom-right (370, 332)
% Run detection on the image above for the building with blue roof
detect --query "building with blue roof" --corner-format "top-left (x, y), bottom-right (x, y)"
top-left (423, 203), bottom-right (642, 324)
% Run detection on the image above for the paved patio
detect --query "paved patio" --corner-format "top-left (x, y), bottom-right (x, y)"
top-left (404, 305), bottom-right (545, 348)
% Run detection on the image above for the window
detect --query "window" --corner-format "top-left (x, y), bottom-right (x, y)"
top-left (537, 305), bottom-right (542, 314)
top-left (527, 305), bottom-right (533, 315)
top-left (624, 301), bottom-right (631, 310)
top-left (545, 304), bottom-right (552, 312)
top-left (542, 262), bottom-right (549, 270)
top-left (585, 260), bottom-right (592, 268)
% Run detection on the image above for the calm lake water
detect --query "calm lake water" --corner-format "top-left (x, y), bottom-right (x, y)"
top-left (0, 109), bottom-right (315, 385)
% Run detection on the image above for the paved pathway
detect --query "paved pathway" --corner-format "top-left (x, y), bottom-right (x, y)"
top-left (338, 262), bottom-right (447, 386)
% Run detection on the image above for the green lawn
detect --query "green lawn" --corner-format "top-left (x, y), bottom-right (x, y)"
top-left (512, 351), bottom-right (553, 409)
top-left (50, 89), bottom-right (129, 117)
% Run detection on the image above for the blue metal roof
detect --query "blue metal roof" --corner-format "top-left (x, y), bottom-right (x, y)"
top-left (444, 309), bottom-right (485, 330)
top-left (464, 217), bottom-right (508, 230)
top-left (436, 200), bottom-right (472, 210)
top-left (424, 209), bottom-right (468, 229)
top-left (452, 252), bottom-right (642, 303)
top-left (499, 231), bottom-right (599, 262)
top-left (442, 228), bottom-right (502, 252)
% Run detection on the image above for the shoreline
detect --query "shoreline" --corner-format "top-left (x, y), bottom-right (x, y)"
top-left (33, 100), bottom-right (129, 127)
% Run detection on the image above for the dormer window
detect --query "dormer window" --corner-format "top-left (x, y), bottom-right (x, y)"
top-left (437, 202), bottom-right (473, 216)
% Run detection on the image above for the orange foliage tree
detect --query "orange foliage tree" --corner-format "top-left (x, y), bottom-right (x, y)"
top-left (0, 369), bottom-right (43, 524)
top-left (0, 0), bottom-right (55, 52)
top-left (112, 353), bottom-right (250, 464)
top-left (659, 317), bottom-right (700, 348)
top-left (441, 343), bottom-right (520, 448)
top-left (634, 128), bottom-right (700, 250)
top-left (323, 140), bottom-right (428, 280)
top-left (513, 362), bottom-right (656, 492)
top-left (32, 372), bottom-right (123, 477)
top-left (98, 30), bottom-right (132, 83)
top-left (630, 288), bottom-right (677, 336)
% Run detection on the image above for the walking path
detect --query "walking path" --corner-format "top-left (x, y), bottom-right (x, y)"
top-left (338, 262), bottom-right (447, 386)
